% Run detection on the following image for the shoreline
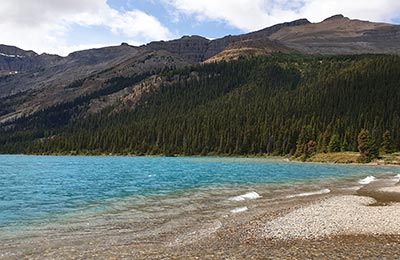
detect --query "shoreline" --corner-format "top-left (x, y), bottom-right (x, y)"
top-left (3, 151), bottom-right (400, 167)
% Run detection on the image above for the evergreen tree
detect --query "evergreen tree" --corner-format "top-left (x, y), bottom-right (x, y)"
top-left (380, 130), bottom-right (393, 154)
top-left (295, 125), bottom-right (313, 158)
top-left (341, 138), bottom-right (349, 152)
top-left (328, 134), bottom-right (341, 152)
top-left (357, 129), bottom-right (379, 162)
top-left (319, 130), bottom-right (330, 153)
top-left (266, 136), bottom-right (274, 154)
top-left (306, 140), bottom-right (317, 157)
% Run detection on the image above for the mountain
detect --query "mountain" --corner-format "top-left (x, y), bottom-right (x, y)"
top-left (0, 44), bottom-right (61, 73)
top-left (269, 15), bottom-right (400, 54)
top-left (0, 43), bottom-right (189, 123)
top-left (204, 39), bottom-right (294, 63)
top-left (1, 15), bottom-right (400, 155)
top-left (145, 18), bottom-right (311, 63)
top-left (145, 15), bottom-right (400, 63)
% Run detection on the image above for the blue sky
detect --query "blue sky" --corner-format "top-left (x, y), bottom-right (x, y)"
top-left (64, 0), bottom-right (243, 50)
top-left (109, 0), bottom-right (243, 37)
top-left (0, 0), bottom-right (399, 56)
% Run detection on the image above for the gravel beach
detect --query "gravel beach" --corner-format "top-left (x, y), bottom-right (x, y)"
top-left (264, 195), bottom-right (400, 240)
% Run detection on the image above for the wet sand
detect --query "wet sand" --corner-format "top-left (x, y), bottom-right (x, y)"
top-left (2, 176), bottom-right (400, 259)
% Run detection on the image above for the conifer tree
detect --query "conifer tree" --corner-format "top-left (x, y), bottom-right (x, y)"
top-left (328, 134), bottom-right (341, 152)
top-left (306, 140), bottom-right (317, 157)
top-left (295, 125), bottom-right (313, 158)
top-left (357, 129), bottom-right (379, 162)
top-left (341, 138), bottom-right (349, 152)
top-left (380, 130), bottom-right (393, 154)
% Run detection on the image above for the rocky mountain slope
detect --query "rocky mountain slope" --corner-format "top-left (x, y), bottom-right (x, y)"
top-left (0, 44), bottom-right (61, 74)
top-left (0, 44), bottom-right (188, 123)
top-left (145, 18), bottom-right (310, 63)
top-left (269, 15), bottom-right (400, 54)
top-left (1, 15), bottom-right (400, 127)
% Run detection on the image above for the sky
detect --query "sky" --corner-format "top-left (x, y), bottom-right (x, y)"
top-left (1, 0), bottom-right (400, 56)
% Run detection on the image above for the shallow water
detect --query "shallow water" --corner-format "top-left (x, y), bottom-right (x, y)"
top-left (1, 155), bottom-right (399, 257)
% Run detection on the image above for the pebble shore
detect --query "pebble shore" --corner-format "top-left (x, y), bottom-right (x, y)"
top-left (264, 195), bottom-right (400, 240)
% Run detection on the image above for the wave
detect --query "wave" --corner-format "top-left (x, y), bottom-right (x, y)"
top-left (286, 189), bottom-right (331, 198)
top-left (358, 176), bottom-right (376, 185)
top-left (229, 191), bottom-right (261, 201)
top-left (231, 207), bottom-right (248, 213)
top-left (340, 186), bottom-right (362, 191)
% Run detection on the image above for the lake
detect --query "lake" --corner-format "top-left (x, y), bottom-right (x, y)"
top-left (1, 155), bottom-right (399, 258)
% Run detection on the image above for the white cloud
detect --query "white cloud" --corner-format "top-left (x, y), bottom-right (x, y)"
top-left (165, 0), bottom-right (400, 32)
top-left (300, 0), bottom-right (400, 24)
top-left (0, 0), bottom-right (172, 56)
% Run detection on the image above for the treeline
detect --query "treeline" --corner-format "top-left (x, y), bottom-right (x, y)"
top-left (1, 54), bottom-right (400, 157)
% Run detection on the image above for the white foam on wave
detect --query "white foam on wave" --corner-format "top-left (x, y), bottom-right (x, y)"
top-left (229, 191), bottom-right (262, 201)
top-left (286, 189), bottom-right (331, 199)
top-left (340, 186), bottom-right (362, 191)
top-left (231, 207), bottom-right (248, 213)
top-left (358, 176), bottom-right (376, 185)
top-left (389, 174), bottom-right (400, 183)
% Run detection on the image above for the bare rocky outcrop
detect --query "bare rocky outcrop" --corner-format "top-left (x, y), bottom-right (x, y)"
top-left (146, 18), bottom-right (311, 63)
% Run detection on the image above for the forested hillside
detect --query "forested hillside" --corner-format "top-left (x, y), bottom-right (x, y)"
top-left (1, 54), bottom-right (400, 157)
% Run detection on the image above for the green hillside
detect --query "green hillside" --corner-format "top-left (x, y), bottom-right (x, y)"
top-left (1, 54), bottom-right (400, 157)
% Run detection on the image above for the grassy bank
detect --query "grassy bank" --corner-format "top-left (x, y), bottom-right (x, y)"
top-left (306, 152), bottom-right (400, 165)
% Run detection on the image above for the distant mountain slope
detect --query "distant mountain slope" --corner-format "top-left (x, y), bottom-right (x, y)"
top-left (145, 18), bottom-right (311, 63)
top-left (146, 15), bottom-right (400, 62)
top-left (269, 15), bottom-right (400, 54)
top-left (0, 44), bottom-right (61, 73)
top-left (0, 44), bottom-right (189, 124)
top-left (204, 38), bottom-right (294, 63)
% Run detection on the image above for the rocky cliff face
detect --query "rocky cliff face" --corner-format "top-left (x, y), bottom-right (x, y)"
top-left (146, 36), bottom-right (211, 63)
top-left (145, 18), bottom-right (311, 63)
top-left (0, 44), bottom-right (37, 58)
top-left (0, 45), bottom-right (62, 73)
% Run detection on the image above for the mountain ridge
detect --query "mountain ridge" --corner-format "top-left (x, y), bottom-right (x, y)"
top-left (1, 15), bottom-right (400, 127)
top-left (144, 18), bottom-right (311, 63)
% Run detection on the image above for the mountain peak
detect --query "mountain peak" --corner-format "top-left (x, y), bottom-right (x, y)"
top-left (323, 14), bottom-right (348, 22)
top-left (180, 35), bottom-right (210, 41)
top-left (287, 18), bottom-right (311, 26)
top-left (0, 44), bottom-right (37, 57)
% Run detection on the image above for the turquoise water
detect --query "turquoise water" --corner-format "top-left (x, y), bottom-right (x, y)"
top-left (1, 155), bottom-right (399, 231)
